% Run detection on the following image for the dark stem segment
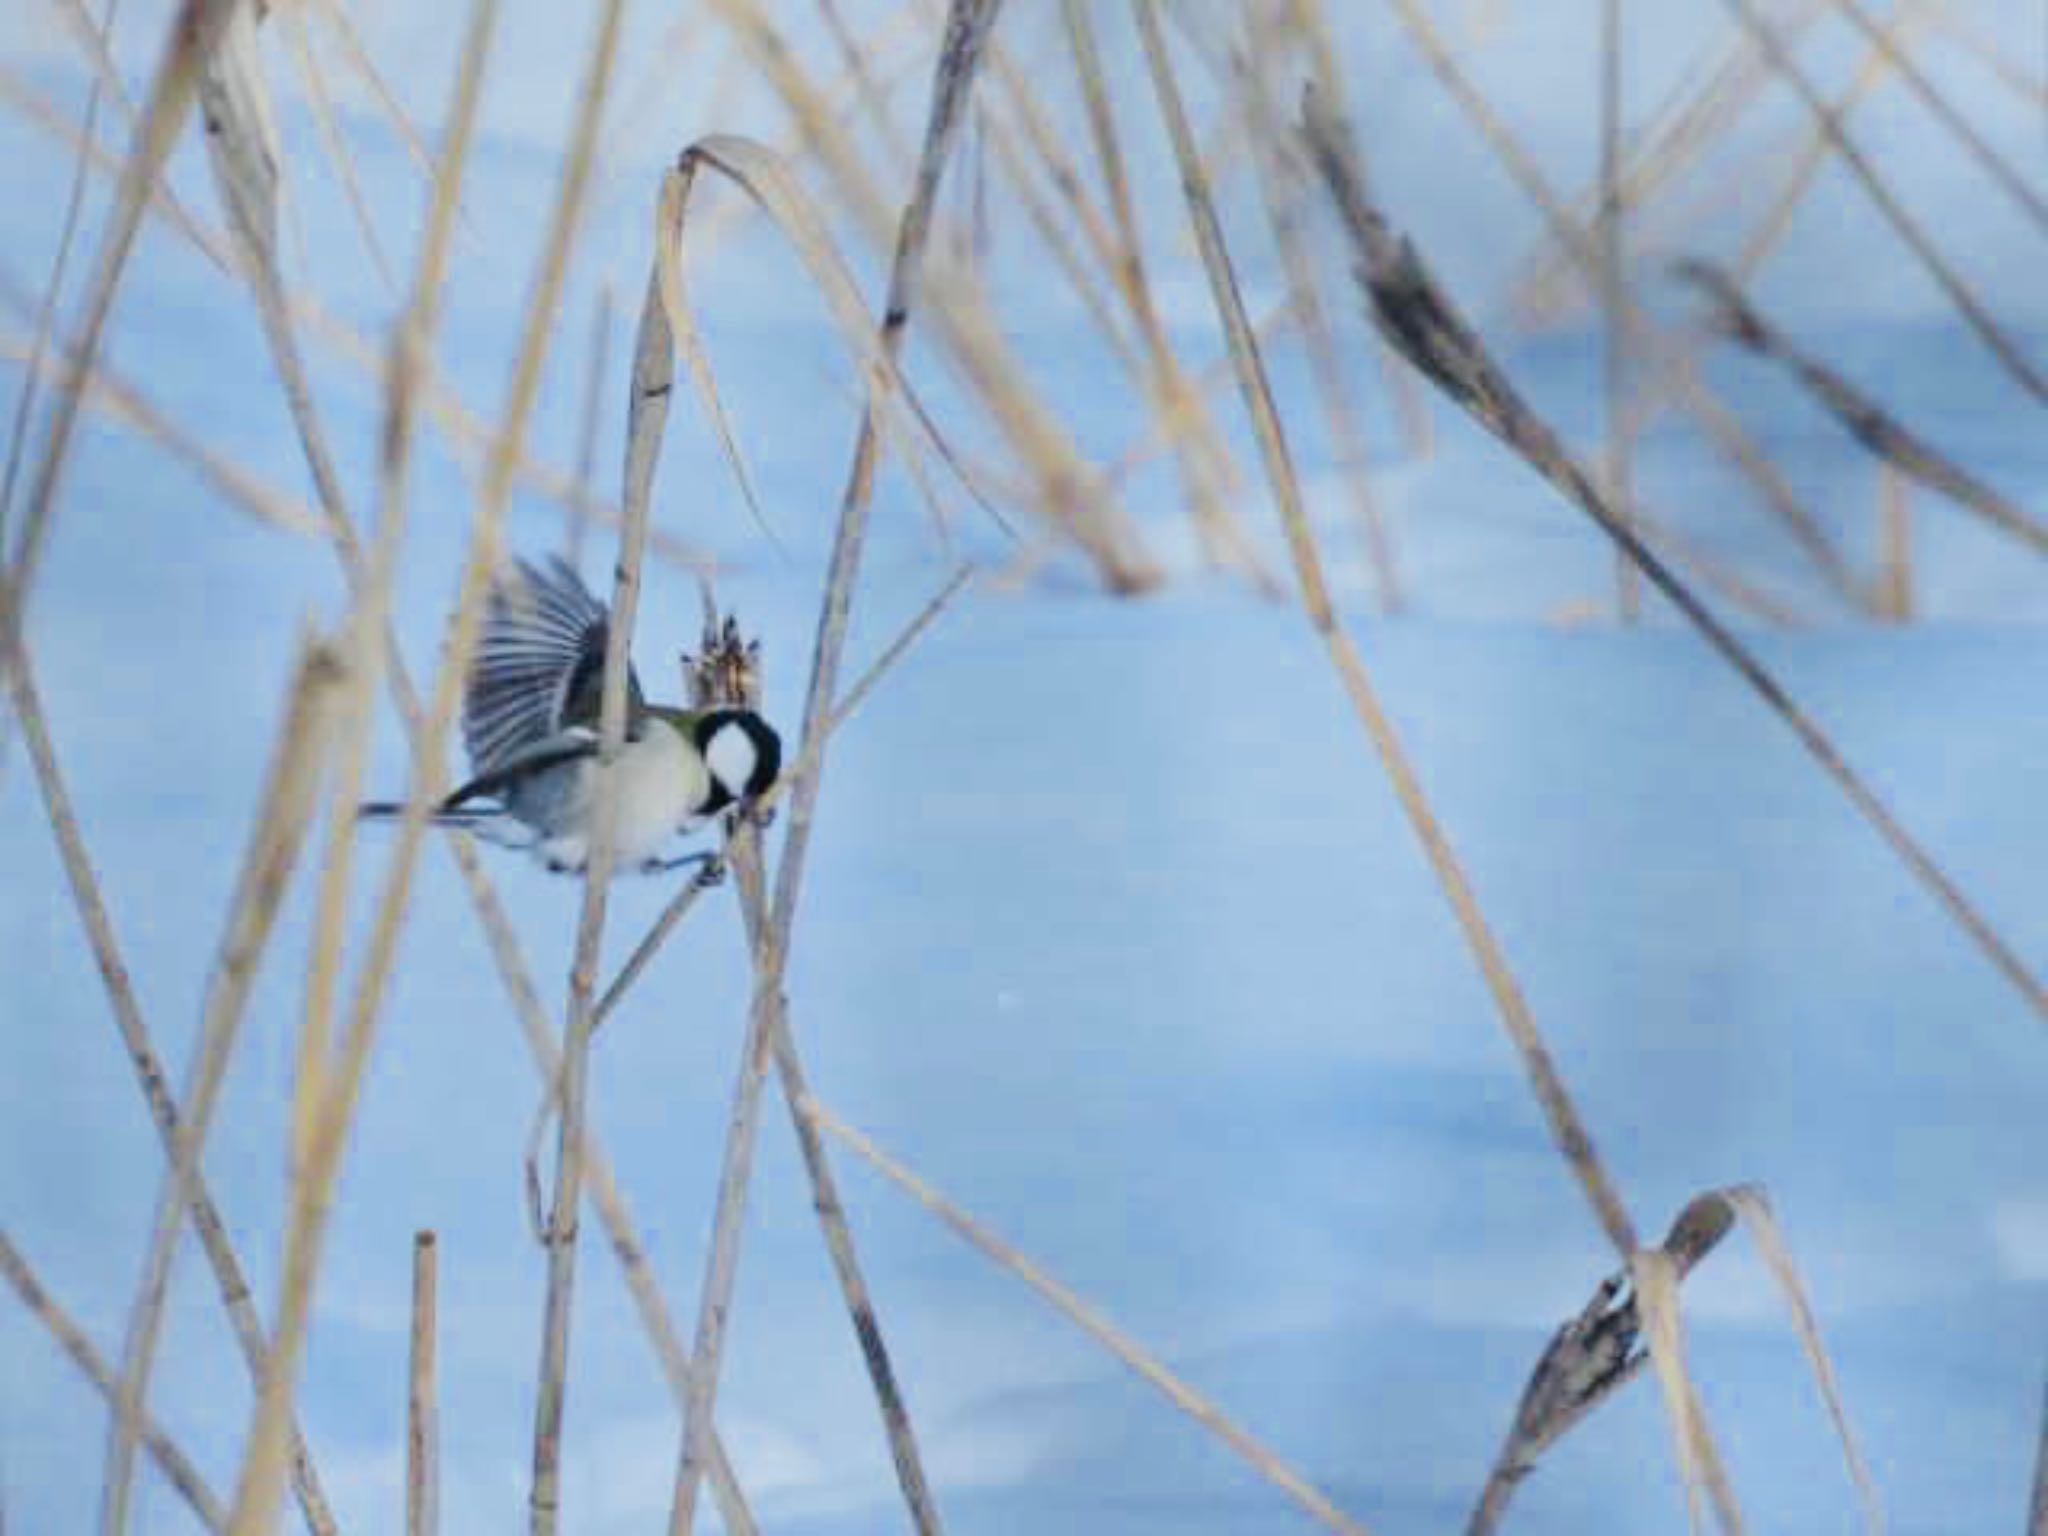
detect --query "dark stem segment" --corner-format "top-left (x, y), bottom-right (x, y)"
top-left (1466, 1194), bottom-right (1735, 1535)
top-left (1299, 87), bottom-right (2048, 1027)
top-left (1716, 0), bottom-right (2048, 404)
top-left (1677, 259), bottom-right (2048, 557)
top-left (2031, 1370), bottom-right (2048, 1536)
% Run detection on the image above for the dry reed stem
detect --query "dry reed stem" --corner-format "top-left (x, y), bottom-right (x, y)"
top-left (1721, 1187), bottom-right (1884, 1530)
top-left (1678, 260), bottom-right (2048, 557)
top-left (1719, 0), bottom-right (2048, 403)
top-left (568, 285), bottom-right (613, 565)
top-left (101, 633), bottom-right (344, 1536)
top-left (1269, 0), bottom-right (1437, 461)
top-left (305, 0), bottom-right (440, 187)
top-left (654, 136), bottom-right (984, 546)
top-left (1467, 1193), bottom-right (1735, 1535)
top-left (10, 643), bottom-right (341, 1536)
top-left (1632, 1248), bottom-right (1745, 1534)
top-left (527, 159), bottom-right (652, 1536)
top-left (222, 0), bottom-right (567, 1522)
top-left (810, 1098), bottom-right (1375, 1536)
top-left (0, 302), bottom-right (322, 539)
top-left (707, 0), bottom-right (1158, 591)
top-left (1232, 20), bottom-right (1401, 610)
top-left (1378, 0), bottom-right (1865, 607)
top-left (0, 67), bottom-right (225, 276)
top-left (669, 10), bottom-right (1003, 1528)
top-left (816, 0), bottom-right (915, 162)
top-left (827, 563), bottom-right (974, 732)
top-left (2, 0), bottom-right (249, 688)
top-left (0, 0), bottom-right (112, 542)
top-left (1302, 91), bottom-right (2048, 1026)
top-left (1512, 0), bottom-right (1831, 323)
top-left (987, 10), bottom-right (1262, 582)
top-left (589, 559), bottom-right (969, 1043)
top-left (0, 1231), bottom-right (227, 1533)
top-left (691, 610), bottom-right (950, 1536)
top-left (1729, 0), bottom-right (1936, 283)
top-left (407, 1233), bottom-right (438, 1536)
top-left (1146, 9), bottom-right (1642, 1254)
top-left (195, 0), bottom-right (362, 566)
top-left (282, 2), bottom-right (399, 297)
top-left (52, 0), bottom-right (223, 266)
top-left (1063, 0), bottom-right (1248, 514)
top-left (437, 835), bottom-right (758, 1534)
top-left (0, 69), bottom-right (707, 574)
top-left (1598, 0), bottom-right (1638, 621)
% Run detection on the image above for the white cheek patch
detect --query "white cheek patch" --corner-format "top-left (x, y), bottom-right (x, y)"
top-left (705, 722), bottom-right (758, 797)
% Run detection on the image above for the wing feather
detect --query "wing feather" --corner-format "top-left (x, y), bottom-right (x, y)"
top-left (462, 556), bottom-right (644, 775)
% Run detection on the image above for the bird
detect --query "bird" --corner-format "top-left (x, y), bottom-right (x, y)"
top-left (360, 556), bottom-right (781, 876)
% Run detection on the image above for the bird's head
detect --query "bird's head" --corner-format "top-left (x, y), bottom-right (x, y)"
top-left (694, 709), bottom-right (782, 815)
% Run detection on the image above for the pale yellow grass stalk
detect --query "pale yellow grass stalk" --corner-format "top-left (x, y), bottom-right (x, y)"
top-left (811, 1098), bottom-right (1377, 1536)
top-left (4, 0), bottom-right (251, 684)
top-left (100, 632), bottom-right (344, 1536)
top-left (1, 1231), bottom-right (227, 1533)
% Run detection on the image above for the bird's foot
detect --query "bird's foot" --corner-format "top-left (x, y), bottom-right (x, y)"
top-left (692, 854), bottom-right (728, 889)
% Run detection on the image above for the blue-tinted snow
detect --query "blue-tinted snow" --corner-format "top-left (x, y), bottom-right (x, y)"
top-left (4, 5), bottom-right (2047, 1534)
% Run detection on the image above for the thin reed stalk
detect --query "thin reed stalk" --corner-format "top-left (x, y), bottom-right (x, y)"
top-left (0, 1231), bottom-right (227, 1533)
top-left (527, 206), bottom-right (655, 1536)
top-left (1272, 0), bottom-right (1437, 462)
top-left (3, 0), bottom-right (249, 685)
top-left (407, 1233), bottom-right (439, 1536)
top-left (668, 10), bottom-right (1003, 1529)
top-left (11, 642), bottom-right (341, 1536)
top-left (1301, 92), bottom-right (2048, 1025)
top-left (222, 0), bottom-right (594, 1523)
top-left (0, 297), bottom-right (322, 538)
top-left (0, 0), bottom-right (114, 542)
top-left (1729, 0), bottom-right (1935, 282)
top-left (1631, 1247), bottom-right (1745, 1532)
top-left (282, 2), bottom-right (399, 295)
top-left (100, 632), bottom-right (343, 1536)
top-left (1377, 0), bottom-right (1866, 606)
top-left (1233, 18), bottom-right (1402, 610)
top-left (568, 286), bottom-right (614, 565)
top-left (1678, 260), bottom-right (2048, 557)
top-left (706, 0), bottom-right (1158, 590)
top-left (0, 68), bottom-right (706, 573)
top-left (810, 1098), bottom-right (1376, 1536)
top-left (1145, 7), bottom-right (1641, 1254)
top-left (1719, 0), bottom-right (2048, 403)
top-left (438, 834), bottom-right (759, 1533)
top-left (1598, 0), bottom-right (1638, 621)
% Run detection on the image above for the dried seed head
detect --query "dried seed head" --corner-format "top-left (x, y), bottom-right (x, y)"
top-left (683, 610), bottom-right (763, 709)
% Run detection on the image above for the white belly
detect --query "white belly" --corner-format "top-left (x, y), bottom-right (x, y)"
top-left (538, 721), bottom-right (707, 872)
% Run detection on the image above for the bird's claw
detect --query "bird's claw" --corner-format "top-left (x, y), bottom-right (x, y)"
top-left (692, 854), bottom-right (728, 889)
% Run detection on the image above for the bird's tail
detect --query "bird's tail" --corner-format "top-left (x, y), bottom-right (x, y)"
top-left (357, 799), bottom-right (534, 849)
top-left (357, 800), bottom-right (494, 829)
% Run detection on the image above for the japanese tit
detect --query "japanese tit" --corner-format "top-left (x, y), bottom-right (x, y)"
top-left (361, 556), bottom-right (781, 876)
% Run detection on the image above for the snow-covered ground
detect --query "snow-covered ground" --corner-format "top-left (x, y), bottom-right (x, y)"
top-left (3, 4), bottom-right (2046, 1534)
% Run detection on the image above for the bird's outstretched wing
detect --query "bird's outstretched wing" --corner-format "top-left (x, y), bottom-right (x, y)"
top-left (463, 556), bottom-right (645, 776)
